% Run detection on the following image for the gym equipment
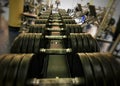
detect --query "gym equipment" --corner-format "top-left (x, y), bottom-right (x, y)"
top-left (11, 33), bottom-right (47, 53)
top-left (0, 53), bottom-right (118, 86)
top-left (67, 53), bottom-right (120, 86)
top-left (27, 24), bottom-right (46, 33)
top-left (64, 33), bottom-right (100, 53)
top-left (11, 33), bottom-right (100, 54)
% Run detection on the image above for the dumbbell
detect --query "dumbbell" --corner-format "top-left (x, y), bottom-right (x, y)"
top-left (64, 33), bottom-right (100, 53)
top-left (27, 24), bottom-right (46, 33)
top-left (60, 13), bottom-right (69, 16)
top-left (64, 24), bottom-right (83, 35)
top-left (51, 13), bottom-right (60, 17)
top-left (0, 53), bottom-right (119, 86)
top-left (61, 16), bottom-right (72, 19)
top-left (21, 24), bottom-right (83, 35)
top-left (10, 33), bottom-right (99, 54)
top-left (67, 53), bottom-right (120, 86)
top-left (34, 19), bottom-right (48, 24)
top-left (46, 24), bottom-right (83, 35)
top-left (10, 33), bottom-right (47, 53)
top-left (63, 19), bottom-right (76, 24)
top-left (0, 54), bottom-right (45, 86)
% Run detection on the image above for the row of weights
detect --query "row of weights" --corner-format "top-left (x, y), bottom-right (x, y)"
top-left (0, 10), bottom-right (52, 86)
top-left (0, 53), bottom-right (119, 86)
top-left (10, 33), bottom-right (99, 54)
top-left (26, 24), bottom-right (83, 34)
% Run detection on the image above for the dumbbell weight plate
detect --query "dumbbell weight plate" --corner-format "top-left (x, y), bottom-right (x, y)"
top-left (90, 36), bottom-right (97, 52)
top-left (77, 35), bottom-right (83, 52)
top-left (5, 54), bottom-right (24, 86)
top-left (33, 26), bottom-right (37, 33)
top-left (71, 25), bottom-right (75, 33)
top-left (15, 34), bottom-right (24, 53)
top-left (94, 39), bottom-right (100, 52)
top-left (92, 37), bottom-right (100, 52)
top-left (70, 35), bottom-right (77, 53)
top-left (27, 34), bottom-right (35, 53)
top-left (37, 25), bottom-right (41, 33)
top-left (27, 54), bottom-right (45, 79)
top-left (11, 34), bottom-right (23, 53)
top-left (21, 33), bottom-right (27, 53)
top-left (86, 53), bottom-right (105, 86)
top-left (86, 34), bottom-right (92, 52)
top-left (74, 25), bottom-right (79, 33)
top-left (29, 26), bottom-right (33, 33)
top-left (78, 53), bottom-right (95, 86)
top-left (28, 25), bottom-right (36, 33)
top-left (105, 53), bottom-right (120, 86)
top-left (34, 34), bottom-right (41, 53)
top-left (65, 24), bottom-right (70, 35)
top-left (40, 24), bottom-right (46, 33)
top-left (40, 35), bottom-right (45, 48)
top-left (21, 34), bottom-right (29, 53)
top-left (93, 53), bottom-right (115, 86)
top-left (101, 54), bottom-right (116, 86)
top-left (0, 54), bottom-right (15, 86)
top-left (16, 54), bottom-right (33, 86)
top-left (82, 35), bottom-right (90, 52)
top-left (78, 26), bottom-right (82, 33)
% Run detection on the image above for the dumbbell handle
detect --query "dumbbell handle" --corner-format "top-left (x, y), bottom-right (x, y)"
top-left (48, 23), bottom-right (63, 25)
top-left (49, 20), bottom-right (62, 22)
top-left (45, 35), bottom-right (67, 40)
top-left (47, 28), bottom-right (65, 31)
top-left (27, 77), bottom-right (85, 86)
top-left (40, 48), bottom-right (72, 54)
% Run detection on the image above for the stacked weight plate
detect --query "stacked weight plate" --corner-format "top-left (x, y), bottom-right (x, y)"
top-left (67, 53), bottom-right (120, 86)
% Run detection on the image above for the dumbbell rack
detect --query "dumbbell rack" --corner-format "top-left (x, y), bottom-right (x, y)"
top-left (0, 9), bottom-right (120, 86)
top-left (43, 12), bottom-right (71, 78)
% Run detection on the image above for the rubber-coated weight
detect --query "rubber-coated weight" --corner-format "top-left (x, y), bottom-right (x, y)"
top-left (93, 53), bottom-right (115, 86)
top-left (78, 53), bottom-right (95, 86)
top-left (16, 54), bottom-right (33, 86)
top-left (0, 54), bottom-right (15, 86)
top-left (86, 53), bottom-right (105, 86)
top-left (5, 55), bottom-right (24, 86)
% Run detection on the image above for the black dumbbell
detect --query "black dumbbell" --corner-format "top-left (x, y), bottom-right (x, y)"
top-left (0, 54), bottom-right (45, 86)
top-left (34, 19), bottom-right (48, 24)
top-left (11, 33), bottom-right (47, 53)
top-left (28, 24), bottom-right (46, 33)
top-left (65, 24), bottom-right (83, 35)
top-left (67, 53), bottom-right (120, 86)
top-left (64, 33), bottom-right (100, 53)
top-left (63, 19), bottom-right (76, 24)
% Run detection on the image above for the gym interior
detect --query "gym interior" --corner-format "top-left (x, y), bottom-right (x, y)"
top-left (0, 0), bottom-right (120, 86)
